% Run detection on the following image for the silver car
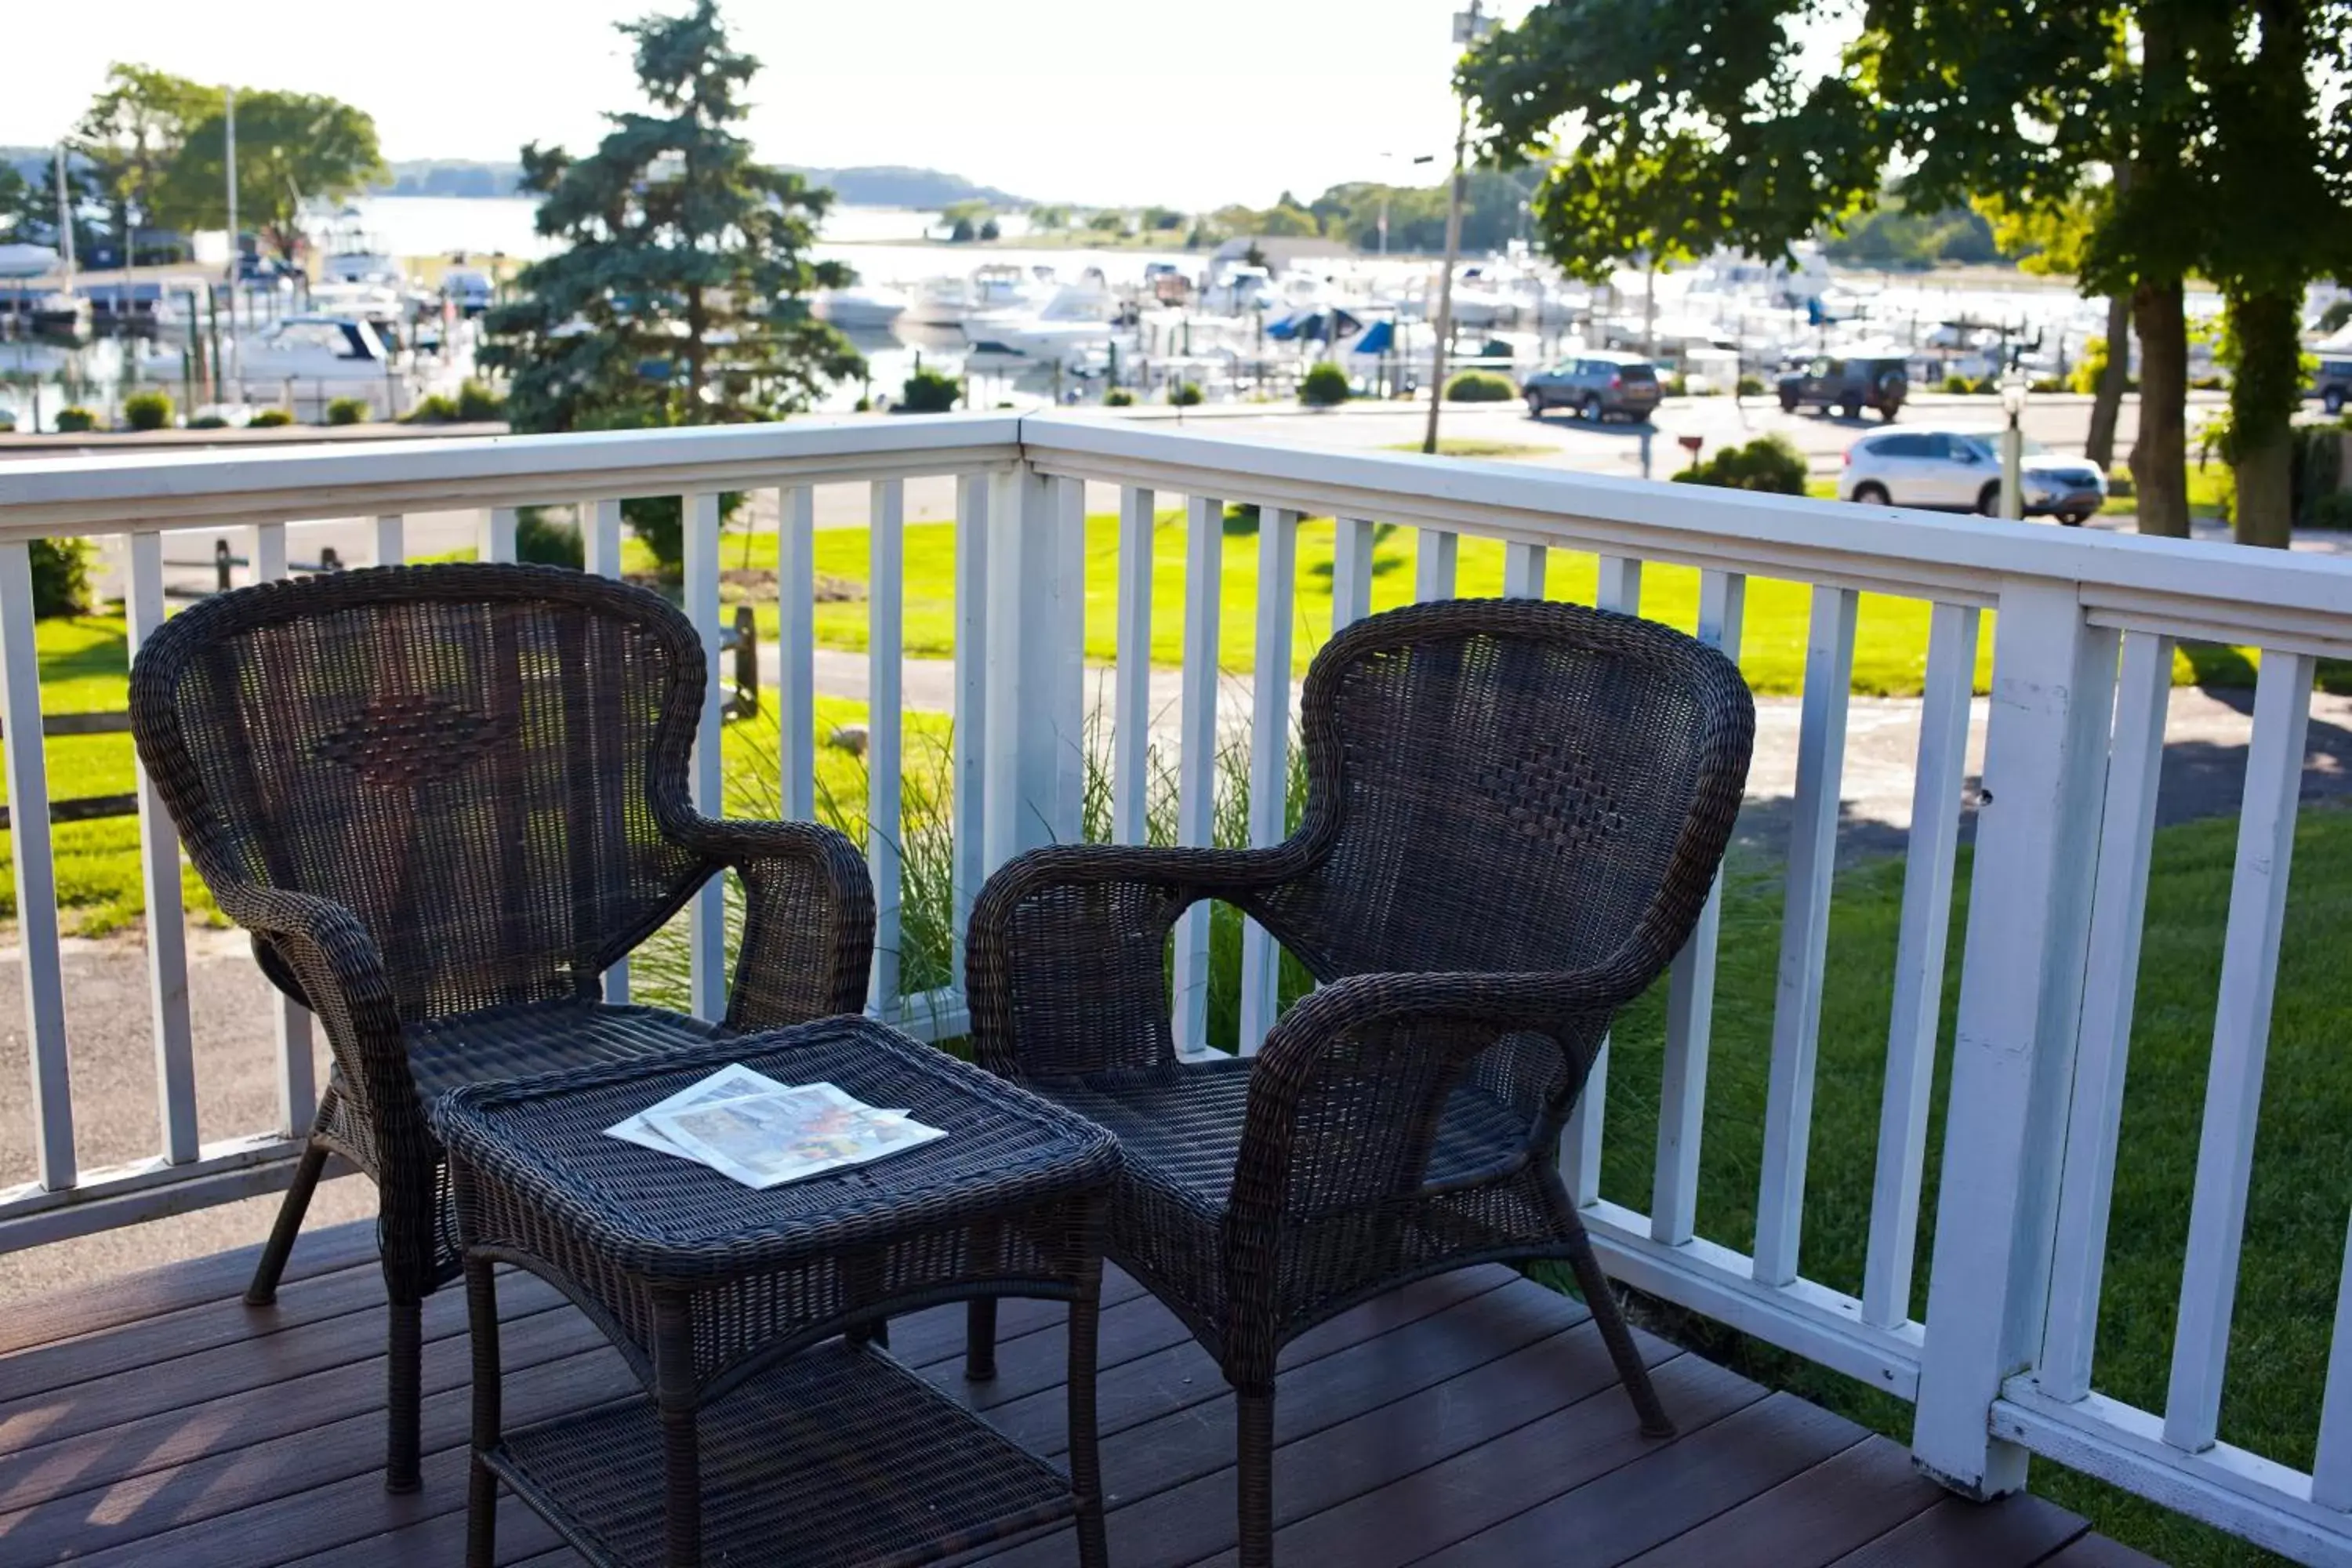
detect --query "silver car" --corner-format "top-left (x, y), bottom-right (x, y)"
top-left (1838, 427), bottom-right (2107, 525)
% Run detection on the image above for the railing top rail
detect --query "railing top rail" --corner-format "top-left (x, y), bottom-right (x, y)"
top-left (1019, 415), bottom-right (2352, 645)
top-left (0, 414), bottom-right (1027, 535)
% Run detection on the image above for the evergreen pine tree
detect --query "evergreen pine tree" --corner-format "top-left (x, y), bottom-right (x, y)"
top-left (481, 0), bottom-right (861, 435)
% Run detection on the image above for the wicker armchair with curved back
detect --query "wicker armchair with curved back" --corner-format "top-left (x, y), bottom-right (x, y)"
top-left (129, 563), bottom-right (873, 1493)
top-left (965, 597), bottom-right (1755, 1567)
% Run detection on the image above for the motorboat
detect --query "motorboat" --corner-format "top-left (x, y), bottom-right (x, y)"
top-left (0, 245), bottom-right (60, 280)
top-left (0, 289), bottom-right (90, 342)
top-left (815, 285), bottom-right (912, 329)
top-left (233, 314), bottom-right (397, 383)
top-left (912, 264), bottom-right (1042, 326)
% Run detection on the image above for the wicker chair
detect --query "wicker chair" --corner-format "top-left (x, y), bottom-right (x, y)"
top-left (965, 597), bottom-right (1754, 1566)
top-left (129, 563), bottom-right (873, 1493)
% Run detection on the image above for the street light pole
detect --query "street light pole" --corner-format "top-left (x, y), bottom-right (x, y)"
top-left (1423, 0), bottom-right (1488, 456)
top-left (1999, 366), bottom-right (2028, 521)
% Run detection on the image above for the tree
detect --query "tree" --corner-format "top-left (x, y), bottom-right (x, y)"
top-left (478, 0), bottom-right (860, 441)
top-left (74, 66), bottom-right (220, 262)
top-left (0, 162), bottom-right (23, 241)
top-left (1976, 189), bottom-right (2132, 469)
top-left (4, 153), bottom-right (105, 258)
top-left (156, 89), bottom-right (382, 257)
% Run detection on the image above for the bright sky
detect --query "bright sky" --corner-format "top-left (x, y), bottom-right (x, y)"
top-left (1, 0), bottom-right (1537, 210)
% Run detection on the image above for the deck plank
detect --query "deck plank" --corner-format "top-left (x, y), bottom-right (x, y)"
top-left (0, 1238), bottom-right (2161, 1568)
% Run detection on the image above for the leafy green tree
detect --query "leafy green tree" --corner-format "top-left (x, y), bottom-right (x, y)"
top-left (0, 162), bottom-right (27, 242)
top-left (480, 0), bottom-right (862, 445)
top-left (74, 66), bottom-right (220, 261)
top-left (1141, 205), bottom-right (1185, 231)
top-left (1976, 189), bottom-right (2132, 468)
top-left (156, 89), bottom-right (382, 258)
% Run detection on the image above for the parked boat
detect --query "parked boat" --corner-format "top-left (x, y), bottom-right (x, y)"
top-left (815, 285), bottom-right (912, 328)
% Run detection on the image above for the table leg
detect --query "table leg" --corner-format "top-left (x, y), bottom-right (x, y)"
top-left (654, 1293), bottom-right (702, 1566)
top-left (1067, 1257), bottom-right (1108, 1568)
top-left (464, 1254), bottom-right (502, 1568)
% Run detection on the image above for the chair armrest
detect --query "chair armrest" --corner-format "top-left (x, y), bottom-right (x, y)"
top-left (664, 815), bottom-right (875, 1030)
top-left (1218, 968), bottom-right (1632, 1374)
top-left (967, 843), bottom-right (1305, 1080)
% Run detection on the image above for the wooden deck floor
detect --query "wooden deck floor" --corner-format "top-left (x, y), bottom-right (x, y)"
top-left (0, 1220), bottom-right (2159, 1567)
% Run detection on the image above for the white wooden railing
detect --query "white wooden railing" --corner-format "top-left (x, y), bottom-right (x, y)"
top-left (3, 413), bottom-right (2351, 1562)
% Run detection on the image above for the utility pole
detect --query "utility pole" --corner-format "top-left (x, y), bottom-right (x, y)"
top-left (1424, 1), bottom-right (1490, 455)
top-left (54, 144), bottom-right (75, 291)
top-left (223, 86), bottom-right (238, 336)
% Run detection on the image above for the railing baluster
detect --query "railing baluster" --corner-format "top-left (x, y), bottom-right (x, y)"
top-left (1561, 556), bottom-right (1643, 1204)
top-left (1331, 517), bottom-right (1374, 631)
top-left (1047, 476), bottom-right (1087, 844)
top-left (2314, 1220), bottom-right (2352, 1508)
top-left (951, 475), bottom-right (988, 987)
top-left (1113, 486), bottom-right (1156, 846)
top-left (1502, 539), bottom-right (1547, 599)
top-left (777, 486), bottom-right (815, 822)
top-left (1173, 493), bottom-right (1223, 1058)
top-left (868, 479), bottom-right (905, 1014)
top-left (1653, 569), bottom-right (1745, 1244)
top-left (1240, 508), bottom-right (1299, 1054)
top-left (1415, 528), bottom-right (1458, 602)
top-left (373, 513), bottom-right (405, 567)
top-left (2038, 630), bottom-right (2173, 1396)
top-left (129, 530), bottom-right (197, 1165)
top-left (0, 540), bottom-right (73, 1189)
top-left (2164, 649), bottom-right (2315, 1454)
top-left (683, 491), bottom-right (724, 1021)
top-left (252, 521), bottom-right (316, 1134)
top-left (481, 506), bottom-right (518, 564)
top-left (1754, 583), bottom-right (1858, 1285)
top-left (1861, 601), bottom-right (1982, 1329)
top-left (583, 498), bottom-right (630, 1004)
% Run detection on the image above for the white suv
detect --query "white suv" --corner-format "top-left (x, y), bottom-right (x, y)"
top-left (1837, 428), bottom-right (2107, 525)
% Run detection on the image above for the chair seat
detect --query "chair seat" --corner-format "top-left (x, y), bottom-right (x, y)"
top-left (405, 1000), bottom-right (728, 1103)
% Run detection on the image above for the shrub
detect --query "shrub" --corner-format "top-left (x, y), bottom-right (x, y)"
top-left (1444, 371), bottom-right (1515, 403)
top-left (516, 506), bottom-right (585, 568)
top-left (2292, 423), bottom-right (2348, 524)
top-left (1669, 433), bottom-right (1809, 495)
top-left (122, 391), bottom-right (173, 431)
top-left (898, 367), bottom-right (962, 414)
top-left (249, 408), bottom-right (295, 427)
top-left (187, 414), bottom-right (230, 430)
top-left (1941, 374), bottom-right (1973, 394)
top-left (2307, 489), bottom-right (2352, 530)
top-left (55, 406), bottom-right (97, 433)
top-left (401, 394), bottom-right (459, 423)
top-left (2190, 373), bottom-right (2227, 391)
top-left (29, 539), bottom-right (93, 617)
top-left (626, 491), bottom-right (746, 575)
top-left (1737, 373), bottom-right (1767, 397)
top-left (1104, 388), bottom-right (1134, 408)
top-left (455, 379), bottom-right (506, 422)
top-left (326, 397), bottom-right (369, 426)
top-left (1661, 372), bottom-right (1691, 397)
top-left (1300, 361), bottom-right (1352, 408)
top-left (1169, 381), bottom-right (1203, 407)
top-left (2030, 376), bottom-right (2064, 394)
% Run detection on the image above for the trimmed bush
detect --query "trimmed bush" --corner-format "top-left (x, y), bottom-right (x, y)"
top-left (898, 367), bottom-right (962, 414)
top-left (517, 506), bottom-right (585, 568)
top-left (627, 491), bottom-right (746, 575)
top-left (29, 539), bottom-right (93, 617)
top-left (326, 397), bottom-right (369, 426)
top-left (2307, 490), bottom-right (2352, 530)
top-left (123, 391), bottom-right (174, 431)
top-left (188, 414), bottom-right (230, 430)
top-left (1170, 381), bottom-right (1203, 407)
top-left (456, 380), bottom-right (506, 422)
top-left (1940, 374), bottom-right (1975, 394)
top-left (1444, 371), bottom-right (1515, 403)
top-left (1737, 373), bottom-right (1767, 397)
top-left (1300, 361), bottom-right (1351, 408)
top-left (55, 407), bottom-right (97, 433)
top-left (1670, 434), bottom-right (1809, 495)
top-left (401, 393), bottom-right (459, 423)
top-left (1104, 388), bottom-right (1135, 408)
top-left (249, 409), bottom-right (295, 427)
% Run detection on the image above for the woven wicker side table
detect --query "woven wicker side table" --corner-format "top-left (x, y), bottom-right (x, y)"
top-left (437, 1018), bottom-right (1119, 1568)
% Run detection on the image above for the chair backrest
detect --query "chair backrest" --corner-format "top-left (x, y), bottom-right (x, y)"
top-left (1256, 597), bottom-right (1754, 988)
top-left (131, 563), bottom-right (710, 1021)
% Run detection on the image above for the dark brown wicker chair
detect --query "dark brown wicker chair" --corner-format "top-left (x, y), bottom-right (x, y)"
top-left (965, 597), bottom-right (1754, 1566)
top-left (129, 562), bottom-right (873, 1493)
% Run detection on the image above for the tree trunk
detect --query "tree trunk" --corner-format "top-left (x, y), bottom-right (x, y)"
top-left (2229, 288), bottom-right (2300, 549)
top-left (2129, 279), bottom-right (2191, 538)
top-left (2085, 290), bottom-right (2129, 470)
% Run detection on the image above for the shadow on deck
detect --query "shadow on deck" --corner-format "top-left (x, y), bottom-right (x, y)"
top-left (0, 1221), bottom-right (2158, 1566)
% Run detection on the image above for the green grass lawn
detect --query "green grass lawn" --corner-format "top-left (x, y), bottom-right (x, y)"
top-left (1380, 437), bottom-right (1558, 459)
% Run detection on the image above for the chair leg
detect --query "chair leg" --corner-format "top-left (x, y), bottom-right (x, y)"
top-left (1236, 1387), bottom-right (1276, 1568)
top-left (387, 1297), bottom-right (424, 1493)
top-left (1563, 1222), bottom-right (1675, 1439)
top-left (245, 1141), bottom-right (328, 1307)
top-left (966, 1298), bottom-right (998, 1381)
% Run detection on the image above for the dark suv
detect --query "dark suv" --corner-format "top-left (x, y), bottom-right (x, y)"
top-left (1778, 354), bottom-right (1908, 421)
top-left (1523, 351), bottom-right (1663, 422)
top-left (2310, 357), bottom-right (2352, 416)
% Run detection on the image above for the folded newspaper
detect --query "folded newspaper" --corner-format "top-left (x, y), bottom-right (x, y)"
top-left (604, 1063), bottom-right (946, 1189)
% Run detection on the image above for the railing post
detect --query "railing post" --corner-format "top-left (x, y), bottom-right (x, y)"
top-left (1912, 580), bottom-right (2117, 1497)
top-left (982, 463), bottom-right (1081, 873)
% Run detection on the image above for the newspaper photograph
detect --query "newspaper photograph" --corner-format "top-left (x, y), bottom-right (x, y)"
top-left (633, 1078), bottom-right (946, 1189)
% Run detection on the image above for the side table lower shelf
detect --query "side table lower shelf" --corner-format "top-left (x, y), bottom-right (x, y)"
top-left (483, 1338), bottom-right (1079, 1568)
